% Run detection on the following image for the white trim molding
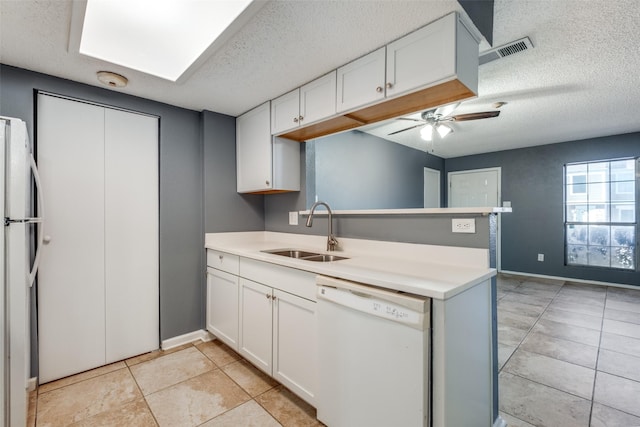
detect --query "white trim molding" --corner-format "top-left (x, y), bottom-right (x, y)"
top-left (161, 329), bottom-right (214, 350)
top-left (500, 270), bottom-right (639, 290)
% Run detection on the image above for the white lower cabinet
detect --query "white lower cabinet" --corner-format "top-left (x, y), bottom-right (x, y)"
top-left (238, 278), bottom-right (317, 406)
top-left (206, 268), bottom-right (239, 350)
top-left (206, 250), bottom-right (317, 406)
top-left (239, 278), bottom-right (273, 372)
top-left (272, 289), bottom-right (317, 405)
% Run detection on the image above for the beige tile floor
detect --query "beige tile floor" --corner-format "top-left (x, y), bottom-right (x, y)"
top-left (497, 274), bottom-right (640, 427)
top-left (29, 340), bottom-right (322, 426)
top-left (29, 275), bottom-right (640, 426)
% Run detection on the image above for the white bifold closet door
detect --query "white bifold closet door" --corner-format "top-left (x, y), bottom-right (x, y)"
top-left (37, 94), bottom-right (159, 383)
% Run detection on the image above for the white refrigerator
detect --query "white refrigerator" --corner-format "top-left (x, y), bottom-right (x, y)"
top-left (1, 116), bottom-right (43, 426)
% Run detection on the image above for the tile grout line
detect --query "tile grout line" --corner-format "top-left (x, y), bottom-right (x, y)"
top-left (498, 275), bottom-right (640, 425)
top-left (588, 286), bottom-right (610, 425)
top-left (126, 352), bottom-right (161, 427)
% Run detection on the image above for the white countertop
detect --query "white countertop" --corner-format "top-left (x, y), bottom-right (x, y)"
top-left (205, 231), bottom-right (496, 300)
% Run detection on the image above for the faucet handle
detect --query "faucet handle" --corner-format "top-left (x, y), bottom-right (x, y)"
top-left (327, 235), bottom-right (339, 251)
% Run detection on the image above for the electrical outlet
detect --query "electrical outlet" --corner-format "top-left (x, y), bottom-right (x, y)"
top-left (452, 218), bottom-right (476, 233)
top-left (537, 253), bottom-right (544, 262)
top-left (288, 211), bottom-right (298, 225)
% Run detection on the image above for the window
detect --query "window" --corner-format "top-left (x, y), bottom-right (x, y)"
top-left (565, 158), bottom-right (637, 270)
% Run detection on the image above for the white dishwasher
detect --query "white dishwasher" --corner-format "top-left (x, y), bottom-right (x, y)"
top-left (316, 275), bottom-right (431, 427)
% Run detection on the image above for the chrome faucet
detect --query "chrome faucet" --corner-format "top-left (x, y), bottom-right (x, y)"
top-left (306, 201), bottom-right (339, 251)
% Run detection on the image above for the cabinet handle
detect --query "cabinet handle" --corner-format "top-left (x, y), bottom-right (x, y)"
top-left (265, 180), bottom-right (270, 186)
top-left (299, 115), bottom-right (304, 121)
top-left (266, 294), bottom-right (271, 299)
top-left (376, 86), bottom-right (383, 93)
top-left (293, 117), bottom-right (299, 123)
top-left (218, 255), bottom-right (223, 261)
top-left (386, 82), bottom-right (393, 89)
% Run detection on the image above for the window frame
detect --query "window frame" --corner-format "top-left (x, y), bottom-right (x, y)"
top-left (564, 157), bottom-right (638, 271)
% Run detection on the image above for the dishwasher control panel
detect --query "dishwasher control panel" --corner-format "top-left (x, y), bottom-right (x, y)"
top-left (318, 285), bottom-right (428, 330)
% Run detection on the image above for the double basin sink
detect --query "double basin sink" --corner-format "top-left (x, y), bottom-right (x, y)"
top-left (262, 249), bottom-right (348, 263)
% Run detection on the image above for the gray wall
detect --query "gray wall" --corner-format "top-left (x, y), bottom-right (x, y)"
top-left (446, 132), bottom-right (640, 286)
top-left (1, 65), bottom-right (205, 375)
top-left (266, 144), bottom-right (490, 249)
top-left (307, 131), bottom-right (444, 210)
top-left (202, 110), bottom-right (264, 232)
top-left (266, 126), bottom-right (640, 286)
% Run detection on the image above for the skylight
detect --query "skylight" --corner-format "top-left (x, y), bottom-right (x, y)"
top-left (78, 0), bottom-right (255, 82)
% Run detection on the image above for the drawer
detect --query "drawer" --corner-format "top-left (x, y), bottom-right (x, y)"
top-left (240, 257), bottom-right (316, 301)
top-left (207, 250), bottom-right (239, 275)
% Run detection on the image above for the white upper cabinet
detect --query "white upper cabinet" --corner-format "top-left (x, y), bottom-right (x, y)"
top-left (335, 12), bottom-right (478, 116)
top-left (272, 72), bottom-right (337, 135)
top-left (386, 13), bottom-right (476, 98)
top-left (271, 89), bottom-right (300, 134)
top-left (300, 71), bottom-right (337, 125)
top-left (336, 47), bottom-right (386, 113)
top-left (386, 14), bottom-right (455, 98)
top-left (237, 101), bottom-right (300, 193)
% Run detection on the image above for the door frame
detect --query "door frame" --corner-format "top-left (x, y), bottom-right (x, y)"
top-left (448, 167), bottom-right (502, 271)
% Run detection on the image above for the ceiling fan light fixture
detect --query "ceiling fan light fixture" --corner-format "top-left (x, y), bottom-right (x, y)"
top-left (436, 123), bottom-right (453, 138)
top-left (420, 124), bottom-right (434, 141)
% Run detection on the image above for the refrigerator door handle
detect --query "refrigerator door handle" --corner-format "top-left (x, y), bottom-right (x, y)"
top-left (28, 153), bottom-right (44, 287)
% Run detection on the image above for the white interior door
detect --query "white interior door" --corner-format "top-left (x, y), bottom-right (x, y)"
top-left (0, 121), bottom-right (5, 425)
top-left (37, 95), bottom-right (106, 383)
top-left (104, 108), bottom-right (159, 363)
top-left (37, 94), bottom-right (159, 382)
top-left (448, 167), bottom-right (501, 269)
top-left (448, 168), bottom-right (500, 208)
top-left (424, 167), bottom-right (441, 208)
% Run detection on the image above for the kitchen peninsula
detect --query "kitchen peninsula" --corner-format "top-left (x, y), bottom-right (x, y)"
top-left (205, 229), bottom-right (497, 427)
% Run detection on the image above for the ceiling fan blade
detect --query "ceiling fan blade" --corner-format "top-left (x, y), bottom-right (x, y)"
top-left (450, 111), bottom-right (500, 122)
top-left (388, 124), bottom-right (424, 135)
top-left (395, 117), bottom-right (424, 122)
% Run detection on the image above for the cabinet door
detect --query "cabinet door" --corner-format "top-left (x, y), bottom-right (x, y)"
top-left (207, 268), bottom-right (240, 350)
top-left (271, 89), bottom-right (300, 134)
top-left (105, 108), bottom-right (159, 363)
top-left (239, 278), bottom-right (273, 375)
top-left (336, 47), bottom-right (386, 113)
top-left (273, 290), bottom-right (317, 406)
top-left (236, 102), bottom-right (272, 192)
top-left (386, 13), bottom-right (456, 98)
top-left (300, 71), bottom-right (336, 125)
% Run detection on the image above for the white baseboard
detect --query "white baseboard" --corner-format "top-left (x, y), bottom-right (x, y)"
top-left (500, 270), bottom-right (639, 290)
top-left (161, 329), bottom-right (214, 350)
top-left (27, 377), bottom-right (37, 392)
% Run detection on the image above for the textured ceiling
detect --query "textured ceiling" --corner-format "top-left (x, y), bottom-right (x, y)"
top-left (1, 0), bottom-right (640, 158)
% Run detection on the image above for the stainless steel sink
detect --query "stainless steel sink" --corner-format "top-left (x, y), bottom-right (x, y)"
top-left (262, 248), bottom-right (348, 262)
top-left (265, 249), bottom-right (320, 259)
top-left (302, 254), bottom-right (349, 262)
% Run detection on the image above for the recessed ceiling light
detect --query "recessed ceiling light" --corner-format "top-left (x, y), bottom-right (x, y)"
top-left (70, 0), bottom-right (264, 82)
top-left (97, 71), bottom-right (128, 88)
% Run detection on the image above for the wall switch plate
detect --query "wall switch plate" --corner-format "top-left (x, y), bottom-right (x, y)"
top-left (288, 211), bottom-right (299, 226)
top-left (537, 253), bottom-right (544, 262)
top-left (452, 218), bottom-right (476, 233)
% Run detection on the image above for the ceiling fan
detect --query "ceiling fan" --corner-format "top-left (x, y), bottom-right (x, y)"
top-left (389, 102), bottom-right (501, 141)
